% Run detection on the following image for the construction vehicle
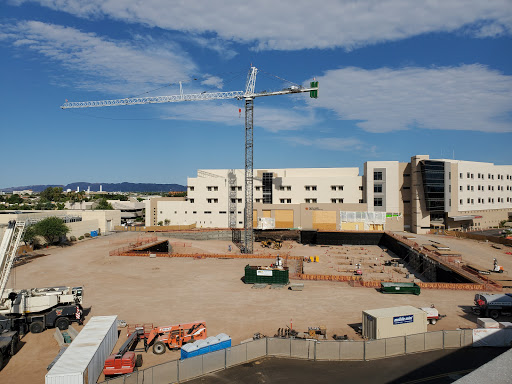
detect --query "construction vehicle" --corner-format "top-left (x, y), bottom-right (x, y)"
top-left (103, 327), bottom-right (144, 377)
top-left (0, 221), bottom-right (84, 335)
top-left (0, 220), bottom-right (25, 369)
top-left (260, 239), bottom-right (282, 250)
top-left (492, 258), bottom-right (505, 273)
top-left (144, 321), bottom-right (207, 355)
top-left (473, 293), bottom-right (512, 319)
top-left (419, 305), bottom-right (446, 325)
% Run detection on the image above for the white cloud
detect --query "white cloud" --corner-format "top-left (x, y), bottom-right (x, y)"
top-left (10, 0), bottom-right (512, 50)
top-left (310, 65), bottom-right (512, 133)
top-left (0, 20), bottom-right (198, 94)
top-left (160, 102), bottom-right (316, 132)
top-left (201, 75), bottom-right (224, 89)
top-left (285, 136), bottom-right (367, 151)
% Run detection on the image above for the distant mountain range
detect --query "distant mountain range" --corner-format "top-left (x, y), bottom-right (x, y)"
top-left (1, 182), bottom-right (187, 193)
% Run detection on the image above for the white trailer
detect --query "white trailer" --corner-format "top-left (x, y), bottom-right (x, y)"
top-left (363, 306), bottom-right (427, 340)
top-left (45, 316), bottom-right (118, 384)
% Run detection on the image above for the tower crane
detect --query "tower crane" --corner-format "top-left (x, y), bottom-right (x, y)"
top-left (61, 67), bottom-right (318, 254)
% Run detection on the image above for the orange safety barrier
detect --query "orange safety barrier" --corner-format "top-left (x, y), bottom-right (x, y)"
top-left (110, 252), bottom-right (303, 260)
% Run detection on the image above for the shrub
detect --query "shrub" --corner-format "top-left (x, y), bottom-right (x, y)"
top-left (84, 233), bottom-right (91, 238)
top-left (70, 236), bottom-right (77, 242)
top-left (78, 236), bottom-right (84, 240)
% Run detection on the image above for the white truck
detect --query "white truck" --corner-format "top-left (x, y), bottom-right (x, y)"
top-left (0, 286), bottom-right (84, 333)
top-left (473, 293), bottom-right (512, 319)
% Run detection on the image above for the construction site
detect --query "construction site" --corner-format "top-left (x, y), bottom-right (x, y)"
top-left (1, 221), bottom-right (512, 383)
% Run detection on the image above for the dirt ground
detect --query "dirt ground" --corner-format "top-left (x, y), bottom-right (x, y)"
top-left (0, 231), bottom-right (510, 383)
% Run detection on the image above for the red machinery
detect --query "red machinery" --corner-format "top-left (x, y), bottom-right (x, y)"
top-left (103, 326), bottom-right (146, 377)
top-left (145, 321), bottom-right (207, 354)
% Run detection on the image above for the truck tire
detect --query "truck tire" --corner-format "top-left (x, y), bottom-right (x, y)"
top-left (0, 353), bottom-right (4, 371)
top-left (135, 354), bottom-right (143, 367)
top-left (55, 317), bottom-right (70, 331)
top-left (29, 321), bottom-right (44, 334)
top-left (10, 334), bottom-right (18, 356)
top-left (430, 318), bottom-right (437, 325)
top-left (490, 310), bottom-right (500, 319)
top-left (152, 341), bottom-right (166, 355)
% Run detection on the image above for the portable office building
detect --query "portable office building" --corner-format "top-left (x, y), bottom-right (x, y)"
top-left (46, 315), bottom-right (118, 384)
top-left (362, 306), bottom-right (427, 340)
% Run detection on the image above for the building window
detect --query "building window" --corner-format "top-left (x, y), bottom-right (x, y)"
top-left (204, 211), bottom-right (211, 214)
top-left (403, 186), bottom-right (410, 190)
top-left (238, 198), bottom-right (242, 203)
top-left (207, 186), bottom-right (212, 191)
top-left (331, 186), bottom-right (336, 191)
top-left (305, 185), bottom-right (316, 191)
top-left (404, 173), bottom-right (410, 177)
top-left (193, 211), bottom-right (197, 214)
top-left (460, 173), bottom-right (463, 179)
top-left (255, 186), bottom-right (260, 191)
top-left (287, 186), bottom-right (291, 191)
top-left (255, 199), bottom-right (261, 203)
top-left (460, 186), bottom-right (462, 191)
top-left (219, 211), bottom-right (226, 214)
top-left (359, 199), bottom-right (364, 203)
top-left (189, 186), bottom-right (194, 191)
top-left (331, 198), bottom-right (336, 203)
top-left (279, 186), bottom-right (285, 191)
top-left (404, 200), bottom-right (410, 203)
top-left (305, 198), bottom-right (310, 203)
top-left (449, 172), bottom-right (451, 180)
top-left (467, 172), bottom-right (470, 178)
top-left (471, 186), bottom-right (474, 191)
top-left (287, 199), bottom-right (291, 203)
top-left (280, 199), bottom-right (285, 203)
top-left (467, 198), bottom-right (470, 203)
top-left (467, 185), bottom-right (470, 191)
top-left (460, 199), bottom-right (463, 205)
top-left (359, 186), bottom-right (364, 191)
top-left (471, 199), bottom-right (474, 204)
top-left (374, 171), bottom-right (383, 181)
top-left (207, 198), bottom-right (212, 203)
top-left (374, 198), bottom-right (383, 207)
top-left (374, 184), bottom-right (383, 193)
top-left (237, 186), bottom-right (242, 191)
top-left (331, 198), bottom-right (343, 203)
top-left (449, 185), bottom-right (451, 192)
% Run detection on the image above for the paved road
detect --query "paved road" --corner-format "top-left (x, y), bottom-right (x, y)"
top-left (187, 348), bottom-right (508, 384)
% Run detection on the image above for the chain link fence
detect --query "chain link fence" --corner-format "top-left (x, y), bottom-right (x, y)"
top-left (100, 330), bottom-right (474, 384)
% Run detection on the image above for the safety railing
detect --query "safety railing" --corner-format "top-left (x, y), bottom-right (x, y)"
top-left (100, 330), bottom-right (474, 384)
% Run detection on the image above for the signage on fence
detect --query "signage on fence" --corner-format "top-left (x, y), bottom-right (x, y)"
top-left (257, 270), bottom-right (273, 276)
top-left (393, 315), bottom-right (414, 325)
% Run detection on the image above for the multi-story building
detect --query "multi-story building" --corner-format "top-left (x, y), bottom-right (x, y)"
top-left (146, 156), bottom-right (512, 233)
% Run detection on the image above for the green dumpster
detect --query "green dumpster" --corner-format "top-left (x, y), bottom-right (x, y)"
top-left (380, 282), bottom-right (421, 295)
top-left (244, 264), bottom-right (289, 285)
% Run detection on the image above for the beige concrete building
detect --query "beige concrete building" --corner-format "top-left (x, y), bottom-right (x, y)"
top-left (0, 210), bottom-right (121, 241)
top-left (145, 157), bottom-right (511, 234)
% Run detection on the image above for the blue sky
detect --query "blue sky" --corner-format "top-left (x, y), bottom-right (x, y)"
top-left (1, 0), bottom-right (511, 189)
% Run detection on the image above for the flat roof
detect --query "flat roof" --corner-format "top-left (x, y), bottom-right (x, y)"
top-left (363, 306), bottom-right (424, 318)
top-left (46, 315), bottom-right (117, 378)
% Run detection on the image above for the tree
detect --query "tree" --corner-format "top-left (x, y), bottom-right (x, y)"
top-left (34, 217), bottom-right (70, 245)
top-left (7, 194), bottom-right (23, 204)
top-left (23, 225), bottom-right (37, 246)
top-left (164, 219), bottom-right (170, 225)
top-left (95, 198), bottom-right (113, 210)
top-left (40, 187), bottom-right (64, 202)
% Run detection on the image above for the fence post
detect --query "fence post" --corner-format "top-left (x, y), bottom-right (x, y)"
top-left (314, 341), bottom-right (317, 361)
top-left (177, 358), bottom-right (180, 383)
top-left (289, 338), bottom-right (292, 357)
top-left (266, 337), bottom-right (268, 356)
top-left (404, 335), bottom-right (407, 355)
top-left (363, 341), bottom-right (366, 361)
top-left (224, 347), bottom-right (227, 370)
top-left (442, 331), bottom-right (445, 349)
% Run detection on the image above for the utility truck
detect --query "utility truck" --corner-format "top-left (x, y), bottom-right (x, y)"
top-left (473, 293), bottom-right (512, 319)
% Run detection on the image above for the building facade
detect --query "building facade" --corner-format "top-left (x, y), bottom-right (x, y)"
top-left (145, 156), bottom-right (512, 234)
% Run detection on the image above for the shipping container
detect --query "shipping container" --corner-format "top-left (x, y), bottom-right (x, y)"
top-left (181, 333), bottom-right (232, 359)
top-left (45, 316), bottom-right (118, 384)
top-left (380, 282), bottom-right (421, 295)
top-left (362, 306), bottom-right (427, 339)
top-left (244, 265), bottom-right (289, 284)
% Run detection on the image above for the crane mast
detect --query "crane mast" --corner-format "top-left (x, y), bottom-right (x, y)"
top-left (61, 67), bottom-right (318, 254)
top-left (0, 221), bottom-right (25, 300)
